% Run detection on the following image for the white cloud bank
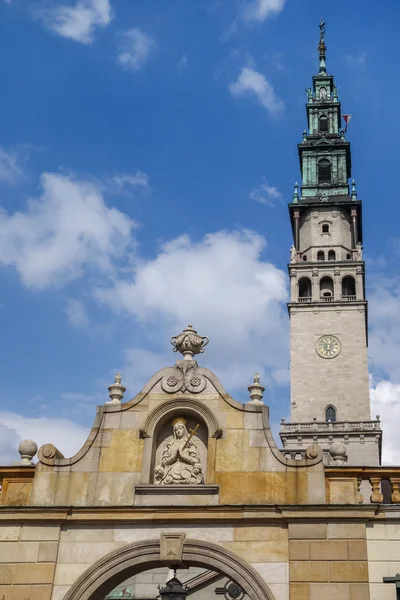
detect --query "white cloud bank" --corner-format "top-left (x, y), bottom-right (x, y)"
top-left (229, 67), bottom-right (284, 117)
top-left (371, 380), bottom-right (400, 465)
top-left (0, 172), bottom-right (134, 288)
top-left (35, 0), bottom-right (113, 44)
top-left (96, 230), bottom-right (289, 391)
top-left (0, 413), bottom-right (89, 465)
top-left (117, 28), bottom-right (155, 72)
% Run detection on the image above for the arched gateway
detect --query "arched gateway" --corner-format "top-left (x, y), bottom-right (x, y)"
top-left (63, 538), bottom-right (276, 600)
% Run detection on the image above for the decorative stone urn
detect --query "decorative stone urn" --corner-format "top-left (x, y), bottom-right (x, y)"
top-left (170, 325), bottom-right (209, 360)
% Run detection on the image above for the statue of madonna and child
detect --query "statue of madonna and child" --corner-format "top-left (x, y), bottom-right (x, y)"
top-left (154, 417), bottom-right (204, 485)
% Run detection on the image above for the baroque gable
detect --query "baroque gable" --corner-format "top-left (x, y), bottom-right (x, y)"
top-left (28, 325), bottom-right (324, 508)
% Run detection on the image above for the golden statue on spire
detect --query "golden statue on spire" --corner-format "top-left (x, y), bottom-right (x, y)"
top-left (319, 17), bottom-right (326, 54)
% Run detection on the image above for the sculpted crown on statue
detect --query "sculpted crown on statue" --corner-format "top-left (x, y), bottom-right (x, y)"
top-left (154, 418), bottom-right (204, 485)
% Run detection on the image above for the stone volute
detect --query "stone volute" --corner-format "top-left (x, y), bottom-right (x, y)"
top-left (248, 373), bottom-right (265, 404)
top-left (171, 325), bottom-right (209, 361)
top-left (18, 439), bottom-right (38, 465)
top-left (106, 373), bottom-right (126, 404)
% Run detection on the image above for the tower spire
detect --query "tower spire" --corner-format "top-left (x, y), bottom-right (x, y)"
top-left (318, 17), bottom-right (327, 74)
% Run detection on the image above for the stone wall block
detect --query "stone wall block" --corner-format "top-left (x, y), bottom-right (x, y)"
top-left (38, 541), bottom-right (58, 562)
top-left (289, 583), bottom-right (309, 600)
top-left (0, 526), bottom-right (20, 542)
top-left (13, 563), bottom-right (55, 584)
top-left (309, 540), bottom-right (348, 561)
top-left (327, 523), bottom-right (365, 539)
top-left (57, 541), bottom-right (123, 564)
top-left (98, 430), bottom-right (144, 473)
top-left (290, 561), bottom-right (329, 582)
top-left (119, 411), bottom-right (139, 430)
top-left (0, 542), bottom-right (39, 563)
top-left (54, 562), bottom-right (92, 585)
top-left (329, 561), bottom-right (368, 582)
top-left (349, 583), bottom-right (370, 600)
top-left (233, 526), bottom-right (287, 542)
top-left (0, 564), bottom-right (14, 585)
top-left (225, 412), bottom-right (243, 429)
top-left (21, 525), bottom-right (60, 541)
top-left (221, 541), bottom-right (288, 562)
top-left (251, 562), bottom-right (288, 584)
top-left (52, 585), bottom-right (71, 600)
top-left (308, 583), bottom-right (350, 600)
top-left (61, 526), bottom-right (114, 543)
top-left (347, 540), bottom-right (367, 561)
top-left (288, 523), bottom-right (327, 540)
top-left (289, 541), bottom-right (310, 560)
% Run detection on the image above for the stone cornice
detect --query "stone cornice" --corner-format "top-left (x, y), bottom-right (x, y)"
top-left (0, 503), bottom-right (378, 524)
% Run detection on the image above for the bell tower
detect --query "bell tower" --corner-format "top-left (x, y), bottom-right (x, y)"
top-left (280, 20), bottom-right (382, 465)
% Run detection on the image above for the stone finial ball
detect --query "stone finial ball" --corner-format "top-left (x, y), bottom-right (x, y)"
top-left (18, 439), bottom-right (38, 458)
top-left (329, 442), bottom-right (347, 458)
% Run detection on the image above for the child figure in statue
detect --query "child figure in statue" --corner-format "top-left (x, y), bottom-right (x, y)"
top-left (154, 417), bottom-right (204, 484)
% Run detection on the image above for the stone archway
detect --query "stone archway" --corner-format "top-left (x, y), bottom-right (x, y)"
top-left (62, 537), bottom-right (276, 600)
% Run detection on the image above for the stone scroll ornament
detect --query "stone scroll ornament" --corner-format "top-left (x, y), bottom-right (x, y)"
top-left (161, 325), bottom-right (209, 393)
top-left (154, 417), bottom-right (204, 485)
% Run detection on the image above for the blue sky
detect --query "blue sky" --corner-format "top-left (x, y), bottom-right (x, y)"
top-left (1, 0), bottom-right (400, 464)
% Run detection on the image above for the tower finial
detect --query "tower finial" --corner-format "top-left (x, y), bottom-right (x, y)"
top-left (318, 18), bottom-right (327, 74)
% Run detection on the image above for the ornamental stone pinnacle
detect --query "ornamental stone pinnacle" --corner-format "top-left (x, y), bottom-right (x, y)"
top-left (106, 372), bottom-right (126, 404)
top-left (170, 325), bottom-right (209, 361)
top-left (248, 372), bottom-right (265, 404)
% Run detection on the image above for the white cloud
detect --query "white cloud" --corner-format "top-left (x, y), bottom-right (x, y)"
top-left (0, 146), bottom-right (24, 185)
top-left (36, 0), bottom-right (113, 44)
top-left (370, 380), bottom-right (400, 465)
top-left (0, 412), bottom-right (89, 465)
top-left (65, 298), bottom-right (89, 327)
top-left (249, 179), bottom-right (283, 206)
top-left (117, 28), bottom-right (155, 72)
top-left (96, 230), bottom-right (289, 392)
top-left (242, 0), bottom-right (285, 23)
top-left (229, 67), bottom-right (284, 117)
top-left (0, 172), bottom-right (134, 289)
top-left (111, 170), bottom-right (150, 194)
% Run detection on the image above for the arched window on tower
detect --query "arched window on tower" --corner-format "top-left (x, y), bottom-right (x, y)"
top-left (328, 249), bottom-right (336, 261)
top-left (342, 275), bottom-right (356, 300)
top-left (319, 115), bottom-right (329, 133)
top-left (321, 223), bottom-right (330, 234)
top-left (325, 405), bottom-right (337, 422)
top-left (317, 250), bottom-right (325, 261)
top-left (298, 277), bottom-right (312, 303)
top-left (320, 276), bottom-right (334, 301)
top-left (318, 159), bottom-right (331, 184)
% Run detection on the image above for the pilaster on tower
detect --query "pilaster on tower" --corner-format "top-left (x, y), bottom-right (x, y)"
top-left (280, 21), bottom-right (382, 466)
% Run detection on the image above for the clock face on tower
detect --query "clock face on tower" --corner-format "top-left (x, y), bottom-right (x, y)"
top-left (316, 335), bottom-right (341, 359)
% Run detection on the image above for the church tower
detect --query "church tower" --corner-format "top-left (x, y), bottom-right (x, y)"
top-left (280, 20), bottom-right (382, 465)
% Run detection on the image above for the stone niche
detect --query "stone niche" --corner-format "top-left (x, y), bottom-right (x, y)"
top-left (151, 412), bottom-right (208, 485)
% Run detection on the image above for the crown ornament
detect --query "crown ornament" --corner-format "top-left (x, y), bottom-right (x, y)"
top-left (170, 325), bottom-right (209, 360)
top-left (172, 417), bottom-right (187, 427)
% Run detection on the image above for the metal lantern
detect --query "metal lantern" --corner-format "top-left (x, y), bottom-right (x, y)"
top-left (158, 576), bottom-right (188, 600)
